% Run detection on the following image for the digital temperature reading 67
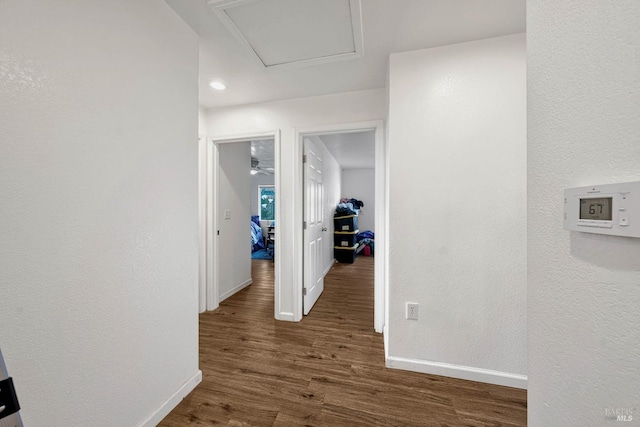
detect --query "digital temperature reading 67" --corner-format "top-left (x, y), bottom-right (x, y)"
top-left (564, 181), bottom-right (640, 238)
top-left (579, 197), bottom-right (613, 221)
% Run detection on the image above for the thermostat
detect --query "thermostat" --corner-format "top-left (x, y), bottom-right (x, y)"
top-left (564, 181), bottom-right (640, 238)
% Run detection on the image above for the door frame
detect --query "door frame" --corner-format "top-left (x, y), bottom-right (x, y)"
top-left (292, 120), bottom-right (386, 332)
top-left (198, 136), bottom-right (207, 313)
top-left (204, 130), bottom-right (282, 313)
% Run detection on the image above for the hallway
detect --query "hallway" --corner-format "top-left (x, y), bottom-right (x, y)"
top-left (160, 257), bottom-right (526, 426)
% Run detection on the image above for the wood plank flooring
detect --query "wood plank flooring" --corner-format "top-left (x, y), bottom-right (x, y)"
top-left (160, 257), bottom-right (527, 426)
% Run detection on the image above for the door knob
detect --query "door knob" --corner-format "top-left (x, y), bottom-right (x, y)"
top-left (322, 227), bottom-right (328, 232)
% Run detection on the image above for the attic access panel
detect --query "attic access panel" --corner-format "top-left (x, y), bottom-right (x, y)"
top-left (208, 0), bottom-right (363, 70)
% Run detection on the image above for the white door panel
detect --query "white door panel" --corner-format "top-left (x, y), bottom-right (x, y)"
top-left (303, 138), bottom-right (325, 315)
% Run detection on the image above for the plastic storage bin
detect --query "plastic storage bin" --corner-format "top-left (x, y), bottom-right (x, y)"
top-left (334, 244), bottom-right (358, 264)
top-left (334, 229), bottom-right (359, 247)
top-left (333, 215), bottom-right (358, 232)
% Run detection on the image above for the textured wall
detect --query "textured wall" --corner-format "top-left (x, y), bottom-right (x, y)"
top-left (387, 34), bottom-right (527, 386)
top-left (218, 142), bottom-right (252, 300)
top-left (342, 168), bottom-right (376, 233)
top-left (528, 1), bottom-right (640, 425)
top-left (199, 108), bottom-right (208, 137)
top-left (0, 1), bottom-right (200, 425)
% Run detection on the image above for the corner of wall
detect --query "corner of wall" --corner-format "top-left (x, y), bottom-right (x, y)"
top-left (138, 371), bottom-right (202, 427)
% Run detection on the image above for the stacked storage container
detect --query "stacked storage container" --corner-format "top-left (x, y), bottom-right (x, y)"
top-left (334, 215), bottom-right (358, 263)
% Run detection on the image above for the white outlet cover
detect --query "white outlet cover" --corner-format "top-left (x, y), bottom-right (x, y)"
top-left (406, 302), bottom-right (419, 320)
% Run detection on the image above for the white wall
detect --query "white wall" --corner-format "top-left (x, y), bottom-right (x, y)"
top-left (305, 136), bottom-right (342, 274)
top-left (251, 173), bottom-right (275, 217)
top-left (206, 89), bottom-right (386, 319)
top-left (528, 2), bottom-right (640, 425)
top-left (0, 1), bottom-right (200, 426)
top-left (199, 107), bottom-right (208, 137)
top-left (218, 142), bottom-right (252, 301)
top-left (342, 168), bottom-right (375, 233)
top-left (386, 34), bottom-right (527, 388)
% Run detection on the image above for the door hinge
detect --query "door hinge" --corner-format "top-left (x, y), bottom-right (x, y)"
top-left (303, 221), bottom-right (307, 229)
top-left (303, 288), bottom-right (307, 296)
top-left (303, 154), bottom-right (307, 163)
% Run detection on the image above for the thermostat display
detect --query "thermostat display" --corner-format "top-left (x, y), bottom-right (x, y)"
top-left (564, 181), bottom-right (640, 238)
top-left (579, 197), bottom-right (612, 221)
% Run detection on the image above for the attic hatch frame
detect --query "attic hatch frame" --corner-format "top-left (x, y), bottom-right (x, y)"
top-left (207, 0), bottom-right (364, 71)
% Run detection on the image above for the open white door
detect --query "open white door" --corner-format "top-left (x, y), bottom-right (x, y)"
top-left (303, 138), bottom-right (325, 315)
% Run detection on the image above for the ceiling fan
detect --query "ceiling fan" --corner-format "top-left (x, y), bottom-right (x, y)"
top-left (251, 157), bottom-right (274, 175)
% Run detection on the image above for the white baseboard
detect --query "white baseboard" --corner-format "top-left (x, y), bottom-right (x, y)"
top-left (139, 370), bottom-right (202, 427)
top-left (219, 278), bottom-right (252, 302)
top-left (386, 355), bottom-right (527, 389)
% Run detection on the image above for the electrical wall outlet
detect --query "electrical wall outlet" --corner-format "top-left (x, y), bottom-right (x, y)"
top-left (406, 303), bottom-right (419, 320)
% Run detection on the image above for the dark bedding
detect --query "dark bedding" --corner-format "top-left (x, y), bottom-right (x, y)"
top-left (251, 216), bottom-right (264, 252)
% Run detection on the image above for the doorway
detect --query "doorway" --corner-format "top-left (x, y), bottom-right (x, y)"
top-left (250, 140), bottom-right (276, 262)
top-left (204, 131), bottom-right (281, 312)
top-left (294, 120), bottom-right (386, 332)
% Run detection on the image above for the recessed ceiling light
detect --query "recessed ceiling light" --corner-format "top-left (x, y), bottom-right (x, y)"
top-left (209, 81), bottom-right (227, 91)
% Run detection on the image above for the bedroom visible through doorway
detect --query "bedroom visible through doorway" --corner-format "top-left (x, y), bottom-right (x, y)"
top-left (251, 139), bottom-right (276, 262)
top-left (301, 130), bottom-right (377, 319)
top-left (205, 132), bottom-right (280, 314)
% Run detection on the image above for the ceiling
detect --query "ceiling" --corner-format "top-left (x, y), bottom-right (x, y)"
top-left (164, 0), bottom-right (525, 110)
top-left (319, 131), bottom-right (375, 169)
top-left (251, 139), bottom-right (274, 169)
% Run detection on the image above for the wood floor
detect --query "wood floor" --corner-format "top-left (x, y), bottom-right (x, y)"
top-left (160, 257), bottom-right (527, 427)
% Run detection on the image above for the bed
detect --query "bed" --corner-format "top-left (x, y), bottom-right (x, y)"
top-left (251, 215), bottom-right (265, 252)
